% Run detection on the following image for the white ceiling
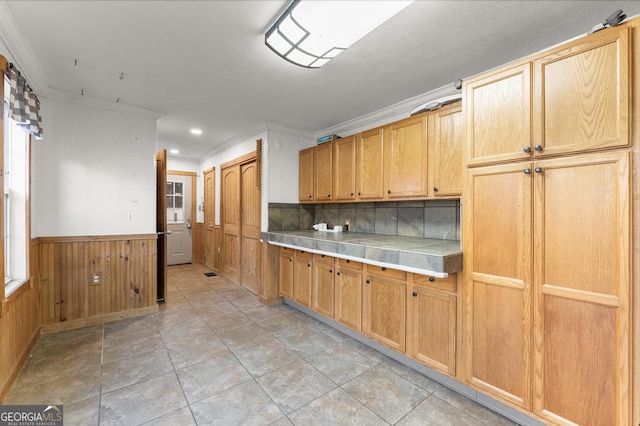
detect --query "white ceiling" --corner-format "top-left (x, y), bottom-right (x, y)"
top-left (2, 1), bottom-right (639, 159)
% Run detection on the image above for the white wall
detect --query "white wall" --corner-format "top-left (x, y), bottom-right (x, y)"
top-left (32, 97), bottom-right (157, 237)
top-left (265, 129), bottom-right (315, 204)
top-left (167, 156), bottom-right (198, 173)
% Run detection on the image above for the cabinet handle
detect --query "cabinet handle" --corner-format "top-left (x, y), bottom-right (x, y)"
top-left (336, 272), bottom-right (340, 276)
top-left (524, 168), bottom-right (531, 174)
top-left (433, 187), bottom-right (438, 192)
top-left (307, 264), bottom-right (311, 267)
top-left (351, 192), bottom-right (354, 196)
top-left (535, 167), bottom-right (543, 173)
top-left (328, 194), bottom-right (331, 198)
top-left (308, 195), bottom-right (312, 199)
top-left (523, 146), bottom-right (531, 153)
top-left (381, 267), bottom-right (386, 271)
top-left (412, 292), bottom-right (418, 297)
top-left (289, 259), bottom-right (292, 262)
top-left (357, 192), bottom-right (361, 196)
top-left (534, 145), bottom-right (543, 151)
top-left (387, 190), bottom-right (391, 194)
top-left (329, 270), bottom-right (333, 273)
top-left (366, 280), bottom-right (370, 284)
top-left (429, 277), bottom-right (435, 282)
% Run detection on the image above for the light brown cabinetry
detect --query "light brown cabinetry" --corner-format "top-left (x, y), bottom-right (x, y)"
top-left (407, 274), bottom-right (458, 377)
top-left (363, 266), bottom-right (407, 352)
top-left (312, 254), bottom-right (335, 318)
top-left (293, 250), bottom-right (313, 308)
top-left (335, 259), bottom-right (363, 332)
top-left (464, 163), bottom-right (533, 410)
top-left (299, 148), bottom-right (314, 202)
top-left (333, 136), bottom-right (357, 201)
top-left (533, 25), bottom-right (631, 157)
top-left (384, 114), bottom-right (428, 198)
top-left (314, 142), bottom-right (333, 201)
top-left (356, 127), bottom-right (386, 201)
top-left (428, 103), bottom-right (463, 197)
top-left (463, 21), bottom-right (636, 425)
top-left (279, 248), bottom-right (294, 299)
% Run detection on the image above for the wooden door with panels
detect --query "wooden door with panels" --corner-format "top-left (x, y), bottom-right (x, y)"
top-left (203, 167), bottom-right (215, 271)
top-left (241, 160), bottom-right (261, 294)
top-left (221, 164), bottom-right (241, 283)
top-left (463, 162), bottom-right (533, 410)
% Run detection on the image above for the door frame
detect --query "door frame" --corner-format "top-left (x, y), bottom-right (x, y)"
top-left (167, 170), bottom-right (197, 263)
top-left (156, 150), bottom-right (167, 303)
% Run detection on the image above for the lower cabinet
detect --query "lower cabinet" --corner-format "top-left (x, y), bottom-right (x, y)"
top-left (293, 250), bottom-right (313, 308)
top-left (279, 248), bottom-right (294, 299)
top-left (312, 255), bottom-right (335, 319)
top-left (363, 267), bottom-right (407, 352)
top-left (335, 259), bottom-right (363, 332)
top-left (407, 274), bottom-right (458, 377)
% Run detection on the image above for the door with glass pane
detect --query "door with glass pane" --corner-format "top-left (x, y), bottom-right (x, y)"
top-left (166, 174), bottom-right (193, 265)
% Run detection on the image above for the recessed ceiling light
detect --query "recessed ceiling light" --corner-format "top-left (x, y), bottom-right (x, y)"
top-left (190, 128), bottom-right (202, 135)
top-left (169, 149), bottom-right (180, 154)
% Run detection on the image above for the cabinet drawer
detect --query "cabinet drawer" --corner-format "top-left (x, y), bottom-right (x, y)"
top-left (412, 273), bottom-right (457, 293)
top-left (280, 247), bottom-right (294, 256)
top-left (366, 265), bottom-right (406, 281)
top-left (337, 258), bottom-right (363, 270)
top-left (295, 250), bottom-right (312, 259)
top-left (314, 254), bottom-right (335, 264)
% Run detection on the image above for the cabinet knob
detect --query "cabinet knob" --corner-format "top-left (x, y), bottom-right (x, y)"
top-left (534, 145), bottom-right (543, 151)
top-left (387, 190), bottom-right (391, 194)
top-left (328, 194), bottom-right (331, 198)
top-left (289, 259), bottom-right (292, 262)
top-left (357, 192), bottom-right (361, 196)
top-left (429, 277), bottom-right (435, 282)
top-left (336, 272), bottom-right (340, 276)
top-left (381, 267), bottom-right (386, 271)
top-left (351, 192), bottom-right (354, 196)
top-left (523, 146), bottom-right (531, 153)
top-left (329, 270), bottom-right (333, 273)
top-left (412, 292), bottom-right (418, 297)
top-left (433, 187), bottom-right (438, 192)
top-left (366, 280), bottom-right (370, 284)
top-left (308, 195), bottom-right (312, 199)
top-left (307, 264), bottom-right (311, 267)
top-left (524, 168), bottom-right (531, 174)
top-left (535, 167), bottom-right (543, 173)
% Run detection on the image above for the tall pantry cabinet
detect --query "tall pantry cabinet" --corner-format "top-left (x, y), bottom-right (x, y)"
top-left (463, 21), bottom-right (637, 425)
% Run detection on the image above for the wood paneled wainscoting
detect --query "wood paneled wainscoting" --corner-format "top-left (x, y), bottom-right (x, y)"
top-left (35, 234), bottom-right (159, 334)
top-left (0, 240), bottom-right (41, 400)
top-left (194, 222), bottom-right (204, 264)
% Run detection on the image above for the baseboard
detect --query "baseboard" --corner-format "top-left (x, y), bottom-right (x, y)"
top-left (39, 305), bottom-right (159, 335)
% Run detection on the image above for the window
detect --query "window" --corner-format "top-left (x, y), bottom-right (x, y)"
top-left (3, 77), bottom-right (29, 296)
top-left (166, 181), bottom-right (184, 223)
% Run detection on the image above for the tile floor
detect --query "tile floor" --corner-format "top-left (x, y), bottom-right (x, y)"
top-left (4, 263), bottom-right (517, 425)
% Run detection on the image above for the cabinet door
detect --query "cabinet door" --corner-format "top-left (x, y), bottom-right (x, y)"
top-left (333, 136), bottom-right (356, 201)
top-left (384, 114), bottom-right (428, 198)
top-left (533, 151), bottom-right (631, 425)
top-left (356, 127), bottom-right (385, 200)
top-left (293, 252), bottom-right (313, 308)
top-left (408, 285), bottom-right (456, 376)
top-left (463, 163), bottom-right (533, 409)
top-left (279, 249), bottom-right (294, 299)
top-left (313, 260), bottom-right (335, 318)
top-left (465, 63), bottom-right (531, 166)
top-left (299, 148), bottom-right (314, 202)
top-left (363, 275), bottom-right (406, 352)
top-left (314, 143), bottom-right (333, 202)
top-left (335, 267), bottom-right (363, 332)
top-left (533, 25), bottom-right (630, 157)
top-left (429, 103), bottom-right (463, 197)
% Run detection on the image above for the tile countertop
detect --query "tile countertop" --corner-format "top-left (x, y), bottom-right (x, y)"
top-left (262, 231), bottom-right (463, 278)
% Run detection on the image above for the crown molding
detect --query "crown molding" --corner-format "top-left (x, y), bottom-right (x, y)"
top-left (315, 83), bottom-right (459, 139)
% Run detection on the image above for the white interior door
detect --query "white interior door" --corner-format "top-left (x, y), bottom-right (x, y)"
top-left (167, 174), bottom-right (193, 265)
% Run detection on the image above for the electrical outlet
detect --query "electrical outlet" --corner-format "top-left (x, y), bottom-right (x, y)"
top-left (92, 272), bottom-right (101, 285)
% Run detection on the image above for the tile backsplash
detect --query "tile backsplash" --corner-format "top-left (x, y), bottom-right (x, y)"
top-left (268, 200), bottom-right (460, 241)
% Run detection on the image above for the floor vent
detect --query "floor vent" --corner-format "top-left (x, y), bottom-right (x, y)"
top-left (204, 272), bottom-right (217, 277)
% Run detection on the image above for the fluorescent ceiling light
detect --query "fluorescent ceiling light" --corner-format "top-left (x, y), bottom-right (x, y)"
top-left (169, 149), bottom-right (180, 154)
top-left (265, 0), bottom-right (413, 68)
top-left (190, 128), bottom-right (202, 135)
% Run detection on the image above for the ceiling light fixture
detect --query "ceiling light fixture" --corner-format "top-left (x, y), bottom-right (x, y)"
top-left (265, 0), bottom-right (413, 68)
top-left (169, 149), bottom-right (180, 154)
top-left (190, 128), bottom-right (202, 135)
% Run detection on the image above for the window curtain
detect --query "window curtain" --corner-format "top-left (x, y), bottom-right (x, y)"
top-left (8, 64), bottom-right (43, 140)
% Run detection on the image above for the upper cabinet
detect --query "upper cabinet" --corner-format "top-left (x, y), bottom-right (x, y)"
top-left (356, 127), bottom-right (386, 201)
top-left (429, 103), bottom-right (463, 197)
top-left (384, 114), bottom-right (428, 199)
top-left (299, 147), bottom-right (314, 202)
top-left (533, 25), bottom-right (631, 156)
top-left (313, 142), bottom-right (333, 202)
top-left (333, 136), bottom-right (357, 201)
top-left (465, 62), bottom-right (532, 166)
top-left (465, 24), bottom-right (632, 167)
